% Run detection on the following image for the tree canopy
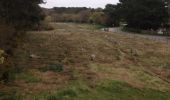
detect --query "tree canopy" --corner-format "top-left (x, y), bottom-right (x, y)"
top-left (0, 0), bottom-right (45, 30)
top-left (118, 0), bottom-right (169, 30)
top-left (104, 4), bottom-right (120, 26)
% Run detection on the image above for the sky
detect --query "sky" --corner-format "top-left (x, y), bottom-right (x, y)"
top-left (40, 0), bottom-right (119, 8)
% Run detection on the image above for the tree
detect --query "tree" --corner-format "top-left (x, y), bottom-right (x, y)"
top-left (89, 11), bottom-right (107, 25)
top-left (118, 0), bottom-right (169, 30)
top-left (164, 0), bottom-right (170, 16)
top-left (0, 0), bottom-right (45, 30)
top-left (79, 10), bottom-right (91, 23)
top-left (104, 4), bottom-right (120, 26)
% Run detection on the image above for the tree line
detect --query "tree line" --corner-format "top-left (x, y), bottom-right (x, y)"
top-left (46, 7), bottom-right (108, 26)
top-left (47, 0), bottom-right (169, 30)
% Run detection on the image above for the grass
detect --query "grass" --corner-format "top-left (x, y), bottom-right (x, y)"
top-left (1, 80), bottom-right (169, 100)
top-left (15, 71), bottom-right (41, 83)
top-left (1, 23), bottom-right (170, 99)
top-left (96, 80), bottom-right (170, 100)
top-left (93, 24), bottom-right (108, 29)
top-left (0, 91), bottom-right (21, 100)
top-left (31, 80), bottom-right (170, 100)
top-left (39, 64), bottom-right (64, 72)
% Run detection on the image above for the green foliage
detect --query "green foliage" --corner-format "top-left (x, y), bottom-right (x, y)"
top-left (57, 89), bottom-right (78, 99)
top-left (53, 7), bottom-right (88, 14)
top-left (118, 0), bottom-right (169, 30)
top-left (0, 0), bottom-right (45, 30)
top-left (104, 4), bottom-right (120, 26)
top-left (35, 80), bottom-right (170, 100)
top-left (89, 12), bottom-right (107, 25)
top-left (39, 64), bottom-right (64, 72)
top-left (49, 7), bottom-right (108, 26)
top-left (97, 81), bottom-right (170, 100)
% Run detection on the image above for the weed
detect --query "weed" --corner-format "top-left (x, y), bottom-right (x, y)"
top-left (39, 64), bottom-right (64, 72)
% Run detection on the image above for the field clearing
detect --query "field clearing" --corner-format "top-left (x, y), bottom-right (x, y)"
top-left (0, 23), bottom-right (170, 100)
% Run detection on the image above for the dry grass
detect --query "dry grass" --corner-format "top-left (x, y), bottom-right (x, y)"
top-left (0, 23), bottom-right (170, 99)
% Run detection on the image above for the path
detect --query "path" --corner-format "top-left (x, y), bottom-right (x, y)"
top-left (109, 27), bottom-right (170, 44)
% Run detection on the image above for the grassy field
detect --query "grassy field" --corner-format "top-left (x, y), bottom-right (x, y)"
top-left (0, 23), bottom-right (170, 100)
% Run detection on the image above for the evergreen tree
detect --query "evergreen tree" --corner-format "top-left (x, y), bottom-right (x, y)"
top-left (0, 0), bottom-right (45, 30)
top-left (118, 0), bottom-right (169, 30)
top-left (104, 4), bottom-right (120, 26)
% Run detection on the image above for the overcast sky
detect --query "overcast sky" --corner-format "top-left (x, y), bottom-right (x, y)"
top-left (40, 0), bottom-right (119, 8)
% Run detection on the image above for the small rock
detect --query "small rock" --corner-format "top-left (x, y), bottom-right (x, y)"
top-left (30, 54), bottom-right (40, 59)
top-left (81, 48), bottom-right (86, 52)
top-left (90, 54), bottom-right (96, 61)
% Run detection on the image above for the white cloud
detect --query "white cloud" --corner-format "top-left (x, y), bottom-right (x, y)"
top-left (40, 0), bottom-right (119, 8)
